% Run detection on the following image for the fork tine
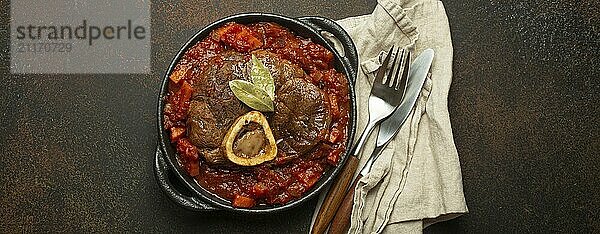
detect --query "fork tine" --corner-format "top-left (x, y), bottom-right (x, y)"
top-left (373, 46), bottom-right (395, 85)
top-left (390, 49), bottom-right (405, 88)
top-left (385, 48), bottom-right (401, 87)
top-left (395, 51), bottom-right (411, 92)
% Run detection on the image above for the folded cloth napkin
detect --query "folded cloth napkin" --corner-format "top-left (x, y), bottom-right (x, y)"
top-left (310, 0), bottom-right (468, 233)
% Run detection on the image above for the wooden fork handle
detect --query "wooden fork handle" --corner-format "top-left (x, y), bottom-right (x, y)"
top-left (328, 173), bottom-right (362, 234)
top-left (312, 156), bottom-right (360, 234)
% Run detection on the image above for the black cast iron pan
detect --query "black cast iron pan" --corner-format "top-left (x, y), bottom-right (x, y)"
top-left (156, 13), bottom-right (359, 213)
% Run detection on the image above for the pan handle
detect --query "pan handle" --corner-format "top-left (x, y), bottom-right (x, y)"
top-left (154, 146), bottom-right (218, 211)
top-left (298, 16), bottom-right (359, 83)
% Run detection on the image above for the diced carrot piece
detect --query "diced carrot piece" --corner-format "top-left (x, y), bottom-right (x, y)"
top-left (170, 127), bottom-right (185, 142)
top-left (327, 148), bottom-right (343, 165)
top-left (213, 23), bottom-right (263, 52)
top-left (250, 183), bottom-right (269, 198)
top-left (329, 127), bottom-right (341, 143)
top-left (232, 194), bottom-right (256, 208)
top-left (169, 65), bottom-right (190, 84)
top-left (303, 174), bottom-right (320, 189)
top-left (179, 81), bottom-right (194, 101)
top-left (236, 30), bottom-right (262, 50)
top-left (296, 167), bottom-right (321, 188)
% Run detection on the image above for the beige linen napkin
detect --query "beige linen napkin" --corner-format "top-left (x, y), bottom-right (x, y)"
top-left (311, 0), bottom-right (468, 233)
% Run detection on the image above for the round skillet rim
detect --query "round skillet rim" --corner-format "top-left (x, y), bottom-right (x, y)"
top-left (157, 12), bottom-right (357, 213)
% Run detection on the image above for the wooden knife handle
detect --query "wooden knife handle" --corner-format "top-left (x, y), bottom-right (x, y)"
top-left (312, 156), bottom-right (360, 234)
top-left (328, 174), bottom-right (362, 234)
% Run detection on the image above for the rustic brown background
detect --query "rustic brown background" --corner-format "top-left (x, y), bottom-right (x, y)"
top-left (1, 0), bottom-right (599, 233)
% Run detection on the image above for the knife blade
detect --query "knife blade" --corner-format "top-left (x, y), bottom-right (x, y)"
top-left (326, 48), bottom-right (435, 234)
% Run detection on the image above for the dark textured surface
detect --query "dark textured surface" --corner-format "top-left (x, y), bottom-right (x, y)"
top-left (1, 0), bottom-right (599, 233)
top-left (430, 1), bottom-right (600, 233)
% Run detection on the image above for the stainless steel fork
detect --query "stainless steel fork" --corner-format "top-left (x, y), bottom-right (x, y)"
top-left (312, 46), bottom-right (411, 234)
top-left (352, 47), bottom-right (410, 158)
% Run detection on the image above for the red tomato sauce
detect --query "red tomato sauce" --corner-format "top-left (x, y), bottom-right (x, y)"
top-left (163, 22), bottom-right (350, 207)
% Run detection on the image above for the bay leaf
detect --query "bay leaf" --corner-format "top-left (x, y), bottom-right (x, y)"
top-left (250, 54), bottom-right (275, 100)
top-left (229, 80), bottom-right (274, 112)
